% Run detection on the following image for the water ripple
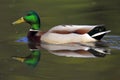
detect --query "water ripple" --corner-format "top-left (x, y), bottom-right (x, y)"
top-left (103, 35), bottom-right (120, 50)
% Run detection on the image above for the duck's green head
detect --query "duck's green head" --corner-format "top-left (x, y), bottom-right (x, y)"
top-left (13, 11), bottom-right (40, 30)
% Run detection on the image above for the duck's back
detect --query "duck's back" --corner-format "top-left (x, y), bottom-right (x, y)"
top-left (48, 25), bottom-right (96, 33)
top-left (41, 25), bottom-right (97, 44)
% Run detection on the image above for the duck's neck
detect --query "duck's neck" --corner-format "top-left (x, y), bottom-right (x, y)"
top-left (31, 23), bottom-right (40, 31)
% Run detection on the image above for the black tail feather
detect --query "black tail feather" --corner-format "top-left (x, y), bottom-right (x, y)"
top-left (88, 25), bottom-right (107, 40)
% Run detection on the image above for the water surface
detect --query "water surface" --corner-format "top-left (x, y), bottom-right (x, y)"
top-left (0, 0), bottom-right (120, 80)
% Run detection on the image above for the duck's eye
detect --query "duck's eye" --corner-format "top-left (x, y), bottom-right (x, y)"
top-left (27, 14), bottom-right (31, 16)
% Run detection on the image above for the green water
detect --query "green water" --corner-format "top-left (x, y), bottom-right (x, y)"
top-left (0, 0), bottom-right (120, 80)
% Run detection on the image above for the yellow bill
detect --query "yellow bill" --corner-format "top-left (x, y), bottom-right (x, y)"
top-left (12, 57), bottom-right (25, 62)
top-left (12, 17), bottom-right (25, 25)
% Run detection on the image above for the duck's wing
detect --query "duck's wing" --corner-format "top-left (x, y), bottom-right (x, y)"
top-left (48, 25), bottom-right (97, 34)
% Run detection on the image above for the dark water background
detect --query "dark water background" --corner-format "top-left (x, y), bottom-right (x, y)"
top-left (0, 0), bottom-right (120, 80)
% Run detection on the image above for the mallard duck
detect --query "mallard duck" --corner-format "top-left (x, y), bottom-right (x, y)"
top-left (12, 11), bottom-right (111, 44)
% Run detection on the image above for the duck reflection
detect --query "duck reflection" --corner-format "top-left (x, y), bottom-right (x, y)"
top-left (12, 37), bottom-right (111, 67)
top-left (12, 42), bottom-right (41, 67)
top-left (40, 42), bottom-right (110, 58)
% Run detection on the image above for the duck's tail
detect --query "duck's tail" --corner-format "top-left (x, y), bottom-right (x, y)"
top-left (88, 25), bottom-right (111, 40)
